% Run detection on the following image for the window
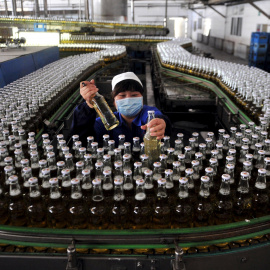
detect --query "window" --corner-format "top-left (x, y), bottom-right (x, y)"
top-left (231, 17), bottom-right (242, 36)
top-left (198, 18), bottom-right (202, 29)
top-left (194, 21), bottom-right (197, 31)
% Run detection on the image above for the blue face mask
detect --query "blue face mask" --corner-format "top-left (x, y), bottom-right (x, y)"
top-left (116, 97), bottom-right (143, 118)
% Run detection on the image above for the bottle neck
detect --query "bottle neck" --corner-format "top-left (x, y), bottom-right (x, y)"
top-left (113, 184), bottom-right (125, 201)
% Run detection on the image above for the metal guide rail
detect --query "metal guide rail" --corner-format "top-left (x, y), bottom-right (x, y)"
top-left (152, 49), bottom-right (253, 127)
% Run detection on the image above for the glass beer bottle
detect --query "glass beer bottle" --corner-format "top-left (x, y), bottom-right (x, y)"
top-left (82, 82), bottom-right (119, 130)
top-left (144, 111), bottom-right (161, 165)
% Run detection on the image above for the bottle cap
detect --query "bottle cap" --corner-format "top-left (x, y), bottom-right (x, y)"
top-left (84, 154), bottom-right (92, 160)
top-left (4, 157), bottom-right (13, 163)
top-left (75, 141), bottom-right (82, 147)
top-left (216, 143), bottom-right (223, 149)
top-left (91, 142), bottom-right (98, 147)
top-left (189, 138), bottom-right (195, 143)
top-left (164, 136), bottom-right (170, 141)
top-left (21, 159), bottom-right (29, 165)
top-left (103, 169), bottom-right (111, 176)
top-left (14, 149), bottom-right (22, 155)
top-left (57, 161), bottom-right (65, 167)
top-left (114, 161), bottom-right (123, 168)
top-left (59, 139), bottom-right (66, 145)
top-left (153, 162), bottom-right (161, 167)
top-left (108, 140), bottom-right (115, 145)
top-left (177, 133), bottom-right (184, 139)
top-left (23, 167), bottom-right (31, 173)
top-left (175, 139), bottom-right (182, 145)
top-left (191, 160), bottom-right (199, 166)
top-left (179, 177), bottom-right (188, 184)
top-left (39, 159), bottom-right (47, 166)
top-left (226, 156), bottom-right (234, 162)
top-left (205, 138), bottom-right (213, 143)
top-left (167, 148), bottom-right (175, 153)
top-left (229, 140), bottom-right (236, 145)
top-left (140, 154), bottom-right (149, 160)
top-left (114, 177), bottom-right (123, 185)
top-left (242, 137), bottom-right (249, 143)
top-left (222, 174), bottom-right (230, 181)
top-left (71, 178), bottom-right (80, 185)
top-left (72, 135), bottom-right (79, 140)
top-left (240, 171), bottom-right (250, 177)
top-left (245, 153), bottom-right (253, 159)
top-left (199, 143), bottom-right (206, 148)
top-left (229, 149), bottom-right (236, 155)
top-left (42, 168), bottom-right (50, 175)
top-left (8, 175), bottom-right (18, 182)
top-left (165, 169), bottom-right (173, 175)
top-left (82, 169), bottom-right (91, 175)
top-left (173, 161), bottom-right (180, 167)
top-left (178, 154), bottom-right (185, 160)
top-left (264, 157), bottom-right (270, 163)
top-left (103, 154), bottom-right (111, 160)
top-left (61, 168), bottom-right (70, 175)
top-left (195, 152), bottom-right (203, 158)
top-left (4, 165), bottom-right (13, 172)
top-left (192, 132), bottom-right (199, 137)
top-left (97, 148), bottom-right (104, 153)
top-left (134, 162), bottom-right (142, 167)
top-left (57, 134), bottom-right (64, 140)
top-left (258, 150), bottom-right (266, 155)
top-left (157, 178), bottom-right (166, 185)
top-left (144, 169), bottom-right (153, 176)
top-left (47, 152), bottom-right (55, 158)
top-left (184, 146), bottom-right (192, 151)
top-left (243, 160), bottom-right (251, 167)
top-left (159, 154), bottom-right (168, 160)
top-left (205, 167), bottom-right (214, 173)
top-left (133, 137), bottom-right (139, 141)
top-left (226, 163), bottom-right (235, 169)
top-left (28, 177), bottom-right (38, 184)
top-left (65, 153), bottom-right (73, 159)
top-left (49, 178), bottom-right (58, 184)
top-left (230, 127), bottom-right (237, 132)
top-left (209, 158), bottom-right (217, 164)
top-left (76, 161), bottom-right (84, 167)
top-left (258, 168), bottom-right (267, 175)
top-left (241, 145), bottom-right (249, 150)
top-left (79, 147), bottom-right (86, 153)
top-left (119, 134), bottom-right (125, 139)
top-left (201, 176), bottom-right (209, 182)
top-left (95, 162), bottom-right (103, 168)
top-left (103, 134), bottom-right (109, 139)
top-left (92, 178), bottom-right (101, 185)
top-left (123, 169), bottom-right (132, 176)
top-left (123, 154), bottom-right (131, 160)
top-left (136, 178), bottom-right (145, 185)
top-left (185, 168), bottom-right (194, 175)
top-left (87, 136), bottom-right (94, 141)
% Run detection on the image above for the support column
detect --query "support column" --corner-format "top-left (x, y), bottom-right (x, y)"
top-left (43, 0), bottom-right (48, 17)
top-left (11, 0), bottom-right (17, 16)
top-left (34, 0), bottom-right (40, 17)
top-left (84, 0), bottom-right (89, 20)
top-left (4, 0), bottom-right (8, 16)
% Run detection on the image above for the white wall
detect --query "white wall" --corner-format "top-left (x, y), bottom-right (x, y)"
top-left (188, 1), bottom-right (270, 59)
top-left (127, 4), bottom-right (188, 37)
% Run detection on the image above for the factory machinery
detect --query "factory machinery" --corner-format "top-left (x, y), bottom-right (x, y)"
top-left (1, 33), bottom-right (270, 270)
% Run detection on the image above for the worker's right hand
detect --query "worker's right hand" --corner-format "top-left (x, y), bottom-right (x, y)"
top-left (80, 79), bottom-right (99, 108)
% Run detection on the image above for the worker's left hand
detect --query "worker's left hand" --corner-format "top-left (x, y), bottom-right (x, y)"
top-left (141, 118), bottom-right (166, 140)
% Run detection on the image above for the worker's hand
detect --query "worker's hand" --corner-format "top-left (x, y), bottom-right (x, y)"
top-left (80, 79), bottom-right (99, 108)
top-left (141, 118), bottom-right (166, 140)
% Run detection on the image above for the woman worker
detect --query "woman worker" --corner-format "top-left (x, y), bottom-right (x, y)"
top-left (70, 71), bottom-right (171, 146)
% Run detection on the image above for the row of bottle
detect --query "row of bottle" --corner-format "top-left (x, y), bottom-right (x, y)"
top-left (157, 39), bottom-right (270, 125)
top-left (1, 161), bottom-right (269, 230)
top-left (0, 42), bottom-right (127, 134)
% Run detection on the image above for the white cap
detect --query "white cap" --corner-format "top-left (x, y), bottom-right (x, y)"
top-left (111, 72), bottom-right (143, 90)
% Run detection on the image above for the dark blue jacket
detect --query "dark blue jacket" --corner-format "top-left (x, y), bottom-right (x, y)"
top-left (70, 102), bottom-right (171, 147)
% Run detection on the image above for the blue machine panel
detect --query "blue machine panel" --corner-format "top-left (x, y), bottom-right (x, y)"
top-left (32, 47), bottom-right (59, 70)
top-left (0, 69), bottom-right (6, 88)
top-left (0, 54), bottom-right (36, 85)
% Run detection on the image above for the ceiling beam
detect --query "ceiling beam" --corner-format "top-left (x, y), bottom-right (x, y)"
top-left (189, 8), bottom-right (204, 18)
top-left (248, 0), bottom-right (270, 20)
top-left (207, 5), bottom-right (225, 18)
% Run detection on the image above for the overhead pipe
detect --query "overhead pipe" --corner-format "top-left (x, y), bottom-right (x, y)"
top-left (11, 0), bottom-right (17, 16)
top-left (164, 0), bottom-right (168, 27)
top-left (84, 0), bottom-right (90, 20)
top-left (131, 0), bottom-right (134, 22)
top-left (34, 0), bottom-right (40, 17)
top-left (4, 0), bottom-right (8, 16)
top-left (43, 0), bottom-right (48, 17)
top-left (20, 0), bottom-right (24, 16)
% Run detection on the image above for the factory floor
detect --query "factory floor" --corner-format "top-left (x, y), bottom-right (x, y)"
top-left (191, 40), bottom-right (249, 66)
